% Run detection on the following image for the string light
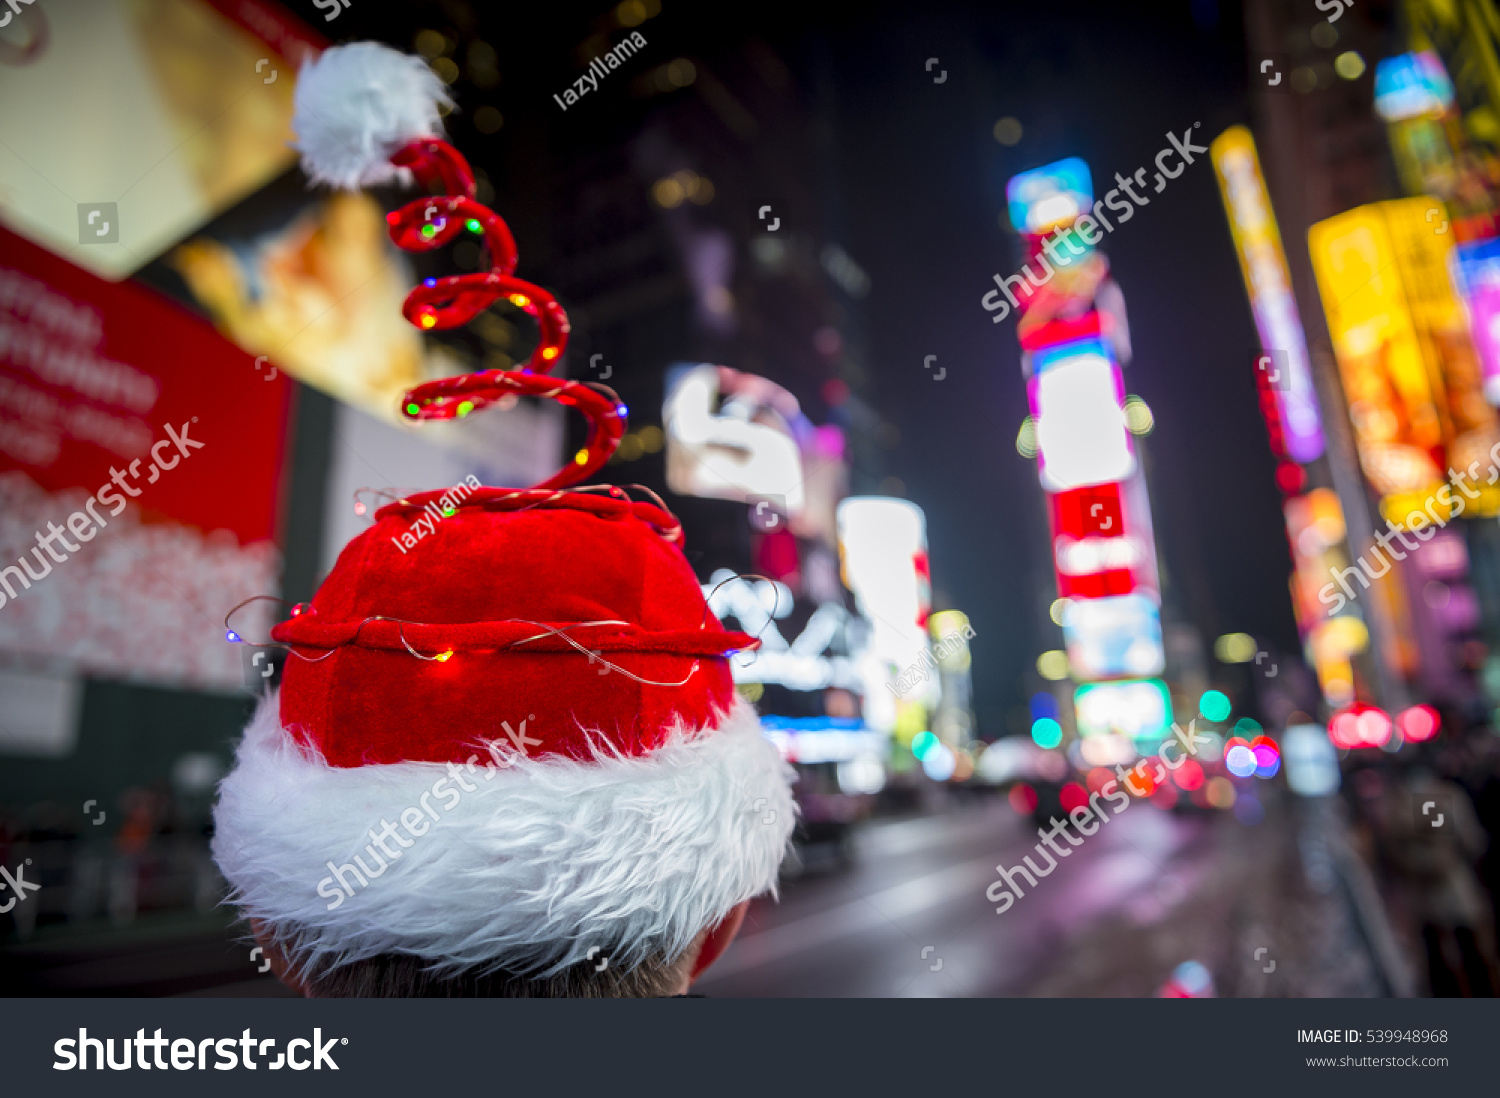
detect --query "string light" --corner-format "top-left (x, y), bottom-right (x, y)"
top-left (226, 630), bottom-right (242, 643)
top-left (384, 137), bottom-right (620, 487)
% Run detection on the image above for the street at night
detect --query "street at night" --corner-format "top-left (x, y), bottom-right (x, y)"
top-left (4, 4), bottom-right (1500, 1088)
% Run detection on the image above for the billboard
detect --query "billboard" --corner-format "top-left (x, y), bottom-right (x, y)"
top-left (1006, 157), bottom-right (1093, 237)
top-left (1209, 126), bottom-right (1325, 464)
top-left (663, 364), bottom-right (807, 514)
top-left (1452, 238), bottom-right (1500, 405)
top-left (1310, 197), bottom-right (1500, 521)
top-left (0, 225), bottom-right (291, 689)
top-left (0, 0), bottom-right (318, 281)
top-left (1308, 200), bottom-right (1450, 520)
top-left (1027, 348), bottom-right (1136, 491)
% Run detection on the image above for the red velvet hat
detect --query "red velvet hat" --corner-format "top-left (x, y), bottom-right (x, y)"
top-left (211, 42), bottom-right (795, 981)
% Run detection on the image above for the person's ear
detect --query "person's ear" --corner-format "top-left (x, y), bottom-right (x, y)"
top-left (250, 918), bottom-right (311, 996)
top-left (690, 900), bottom-right (750, 983)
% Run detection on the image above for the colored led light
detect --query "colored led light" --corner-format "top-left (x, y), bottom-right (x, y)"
top-left (406, 403), bottom-right (421, 416)
top-left (466, 218), bottom-right (482, 233)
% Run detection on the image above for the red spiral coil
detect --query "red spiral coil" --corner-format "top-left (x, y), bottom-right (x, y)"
top-left (385, 138), bottom-right (624, 490)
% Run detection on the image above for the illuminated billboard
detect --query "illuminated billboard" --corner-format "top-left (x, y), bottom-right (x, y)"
top-left (1074, 678), bottom-right (1171, 742)
top-left (1006, 158), bottom-right (1093, 237)
top-left (0, 0), bottom-right (316, 281)
top-left (1310, 197), bottom-right (1500, 521)
top-left (1373, 51), bottom-right (1455, 122)
top-left (836, 496), bottom-right (930, 637)
top-left (1308, 200), bottom-right (1450, 521)
top-left (1027, 350), bottom-right (1135, 491)
top-left (1062, 593), bottom-right (1165, 679)
top-left (1209, 126), bottom-right (1325, 464)
top-left (1452, 238), bottom-right (1500, 405)
top-left (663, 364), bottom-right (806, 514)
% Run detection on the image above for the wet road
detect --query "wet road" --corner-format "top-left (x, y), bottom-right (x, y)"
top-left (697, 795), bottom-right (1227, 997)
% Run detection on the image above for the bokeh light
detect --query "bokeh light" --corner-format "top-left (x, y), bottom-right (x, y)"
top-left (1199, 689), bottom-right (1232, 722)
top-left (1031, 717), bottom-right (1063, 749)
top-left (1396, 704), bottom-right (1440, 742)
top-left (921, 743), bottom-right (957, 781)
top-left (1205, 777), bottom-right (1237, 809)
top-left (1008, 782), bottom-right (1039, 814)
top-left (1225, 744), bottom-right (1257, 778)
top-left (1060, 782), bottom-right (1089, 813)
top-left (1036, 650), bottom-right (1070, 681)
top-left (1213, 633), bottom-right (1256, 663)
top-left (1172, 758), bottom-right (1205, 791)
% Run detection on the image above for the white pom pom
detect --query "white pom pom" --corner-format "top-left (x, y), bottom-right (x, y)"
top-left (292, 42), bottom-right (453, 190)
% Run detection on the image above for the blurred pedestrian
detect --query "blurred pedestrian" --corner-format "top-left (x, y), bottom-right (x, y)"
top-left (1381, 768), bottom-right (1495, 996)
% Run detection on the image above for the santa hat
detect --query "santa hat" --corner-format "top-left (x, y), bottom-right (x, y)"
top-left (211, 43), bottom-right (795, 980)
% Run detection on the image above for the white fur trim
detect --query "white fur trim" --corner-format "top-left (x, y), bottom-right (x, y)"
top-left (211, 693), bottom-right (796, 978)
top-left (292, 42), bottom-right (453, 190)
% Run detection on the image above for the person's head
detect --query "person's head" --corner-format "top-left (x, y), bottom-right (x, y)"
top-left (211, 44), bottom-right (795, 995)
top-left (212, 489), bottom-right (795, 998)
top-left (250, 904), bottom-right (749, 997)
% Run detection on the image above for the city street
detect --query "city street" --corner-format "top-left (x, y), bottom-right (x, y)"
top-left (699, 795), bottom-right (1390, 998)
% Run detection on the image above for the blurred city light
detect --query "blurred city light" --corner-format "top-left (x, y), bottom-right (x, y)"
top-left (1036, 649), bottom-right (1070, 680)
top-left (1030, 717), bottom-right (1063, 749)
top-left (1213, 632), bottom-right (1257, 663)
top-left (1328, 703), bottom-right (1394, 749)
top-left (1198, 689), bottom-right (1232, 722)
top-left (1396, 704), bottom-right (1441, 742)
top-left (1282, 723), bottom-right (1342, 796)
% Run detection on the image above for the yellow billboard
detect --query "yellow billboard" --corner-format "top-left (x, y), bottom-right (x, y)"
top-left (1307, 198), bottom-right (1499, 522)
